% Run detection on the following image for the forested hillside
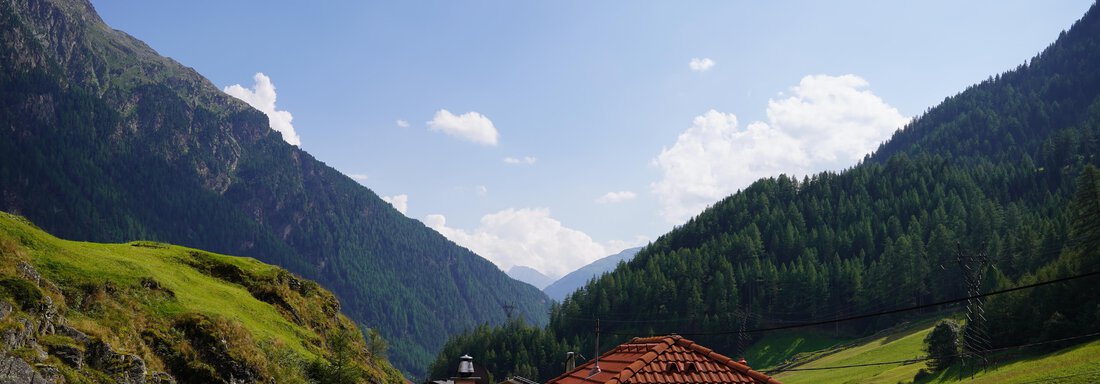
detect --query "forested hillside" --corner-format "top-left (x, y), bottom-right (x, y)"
top-left (0, 0), bottom-right (549, 377)
top-left (428, 3), bottom-right (1100, 381)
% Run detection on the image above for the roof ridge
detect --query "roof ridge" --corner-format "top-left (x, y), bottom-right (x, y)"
top-left (610, 335), bottom-right (675, 384)
top-left (672, 337), bottom-right (782, 384)
top-left (546, 335), bottom-right (782, 384)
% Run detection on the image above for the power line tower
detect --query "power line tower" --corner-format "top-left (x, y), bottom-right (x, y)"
top-left (502, 304), bottom-right (516, 320)
top-left (736, 276), bottom-right (762, 357)
top-left (955, 243), bottom-right (993, 370)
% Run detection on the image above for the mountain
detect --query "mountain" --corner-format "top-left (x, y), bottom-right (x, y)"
top-left (542, 247), bottom-right (641, 302)
top-left (507, 266), bottom-right (554, 290)
top-left (0, 0), bottom-right (550, 377)
top-left (430, 3), bottom-right (1100, 380)
top-left (0, 211), bottom-right (404, 384)
top-left (552, 0), bottom-right (1100, 353)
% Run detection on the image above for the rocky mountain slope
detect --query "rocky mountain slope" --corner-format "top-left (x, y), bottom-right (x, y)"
top-left (0, 0), bottom-right (550, 376)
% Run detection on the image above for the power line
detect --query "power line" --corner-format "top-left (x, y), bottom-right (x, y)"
top-left (767, 357), bottom-right (926, 373)
top-left (602, 269), bottom-right (1100, 337)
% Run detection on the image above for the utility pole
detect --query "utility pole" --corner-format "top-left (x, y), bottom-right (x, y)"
top-left (955, 243), bottom-right (992, 371)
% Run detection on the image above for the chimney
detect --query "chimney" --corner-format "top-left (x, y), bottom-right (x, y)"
top-left (566, 352), bottom-right (576, 372)
top-left (453, 354), bottom-right (480, 384)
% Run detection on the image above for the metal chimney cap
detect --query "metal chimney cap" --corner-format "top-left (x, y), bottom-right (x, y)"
top-left (458, 354), bottom-right (475, 376)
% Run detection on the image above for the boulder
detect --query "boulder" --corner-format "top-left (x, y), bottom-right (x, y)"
top-left (54, 324), bottom-right (88, 344)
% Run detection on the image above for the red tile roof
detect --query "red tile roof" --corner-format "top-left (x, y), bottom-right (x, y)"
top-left (546, 335), bottom-right (781, 384)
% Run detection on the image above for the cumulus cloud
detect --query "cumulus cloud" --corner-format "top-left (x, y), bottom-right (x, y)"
top-left (428, 109), bottom-right (499, 146)
top-left (596, 191), bottom-right (637, 204)
top-left (347, 173), bottom-right (369, 183)
top-left (382, 194), bottom-right (408, 215)
top-left (424, 208), bottom-right (647, 278)
top-left (652, 74), bottom-right (909, 224)
top-left (224, 73), bottom-right (301, 146)
top-left (504, 156), bottom-right (537, 165)
top-left (689, 58), bottom-right (715, 72)
top-left (396, 119), bottom-right (410, 128)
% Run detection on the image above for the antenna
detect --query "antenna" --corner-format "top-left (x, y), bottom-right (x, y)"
top-left (586, 319), bottom-right (602, 378)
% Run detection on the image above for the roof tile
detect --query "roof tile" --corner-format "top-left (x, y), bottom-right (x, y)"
top-left (546, 335), bottom-right (782, 384)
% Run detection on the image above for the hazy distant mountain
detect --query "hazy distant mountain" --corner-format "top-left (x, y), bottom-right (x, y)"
top-left (507, 266), bottom-right (555, 290)
top-left (0, 0), bottom-right (549, 377)
top-left (543, 247), bottom-right (642, 301)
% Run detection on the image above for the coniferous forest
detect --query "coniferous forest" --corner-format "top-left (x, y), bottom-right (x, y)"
top-left (427, 3), bottom-right (1100, 381)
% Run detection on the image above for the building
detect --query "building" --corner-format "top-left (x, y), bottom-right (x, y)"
top-left (546, 335), bottom-right (781, 384)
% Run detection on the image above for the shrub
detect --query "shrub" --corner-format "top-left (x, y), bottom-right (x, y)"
top-left (0, 277), bottom-right (43, 310)
top-left (924, 319), bottom-right (962, 370)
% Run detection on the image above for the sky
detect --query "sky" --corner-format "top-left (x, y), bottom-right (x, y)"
top-left (90, 0), bottom-right (1093, 279)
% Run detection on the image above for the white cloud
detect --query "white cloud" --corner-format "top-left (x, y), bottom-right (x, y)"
top-left (652, 74), bottom-right (909, 224)
top-left (475, 185), bottom-right (489, 197)
top-left (428, 109), bottom-right (499, 146)
top-left (347, 173), bottom-right (369, 183)
top-left (689, 57), bottom-right (715, 72)
top-left (396, 119), bottom-right (410, 128)
top-left (424, 209), bottom-right (647, 278)
top-left (596, 191), bottom-right (637, 204)
top-left (224, 73), bottom-right (301, 146)
top-left (504, 156), bottom-right (537, 165)
top-left (382, 194), bottom-right (408, 215)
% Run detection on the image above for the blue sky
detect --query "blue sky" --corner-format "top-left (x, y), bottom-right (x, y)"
top-left (90, 0), bottom-right (1093, 278)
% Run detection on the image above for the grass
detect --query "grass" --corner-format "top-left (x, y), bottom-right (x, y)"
top-left (12, 220), bottom-right (317, 358)
top-left (915, 339), bottom-right (1100, 383)
top-left (744, 330), bottom-right (850, 370)
top-left (771, 319), bottom-right (935, 384)
top-left (765, 314), bottom-right (1100, 384)
top-left (0, 211), bottom-right (407, 383)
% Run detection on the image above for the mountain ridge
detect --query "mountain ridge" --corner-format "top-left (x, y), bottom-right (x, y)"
top-left (507, 266), bottom-right (554, 290)
top-left (0, 0), bottom-right (550, 377)
top-left (430, 3), bottom-right (1100, 381)
top-left (542, 247), bottom-right (640, 302)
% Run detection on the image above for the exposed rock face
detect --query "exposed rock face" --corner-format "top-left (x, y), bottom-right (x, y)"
top-left (0, 354), bottom-right (48, 383)
top-left (86, 341), bottom-right (147, 384)
top-left (1, 317), bottom-right (34, 351)
top-left (34, 363), bottom-right (63, 383)
top-left (150, 371), bottom-right (177, 384)
top-left (48, 344), bottom-right (82, 369)
top-left (54, 324), bottom-right (88, 344)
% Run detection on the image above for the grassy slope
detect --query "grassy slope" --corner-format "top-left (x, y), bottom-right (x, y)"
top-left (745, 330), bottom-right (849, 370)
top-left (4, 213), bottom-right (309, 353)
top-left (0, 211), bottom-right (404, 382)
top-left (768, 316), bottom-right (1100, 384)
